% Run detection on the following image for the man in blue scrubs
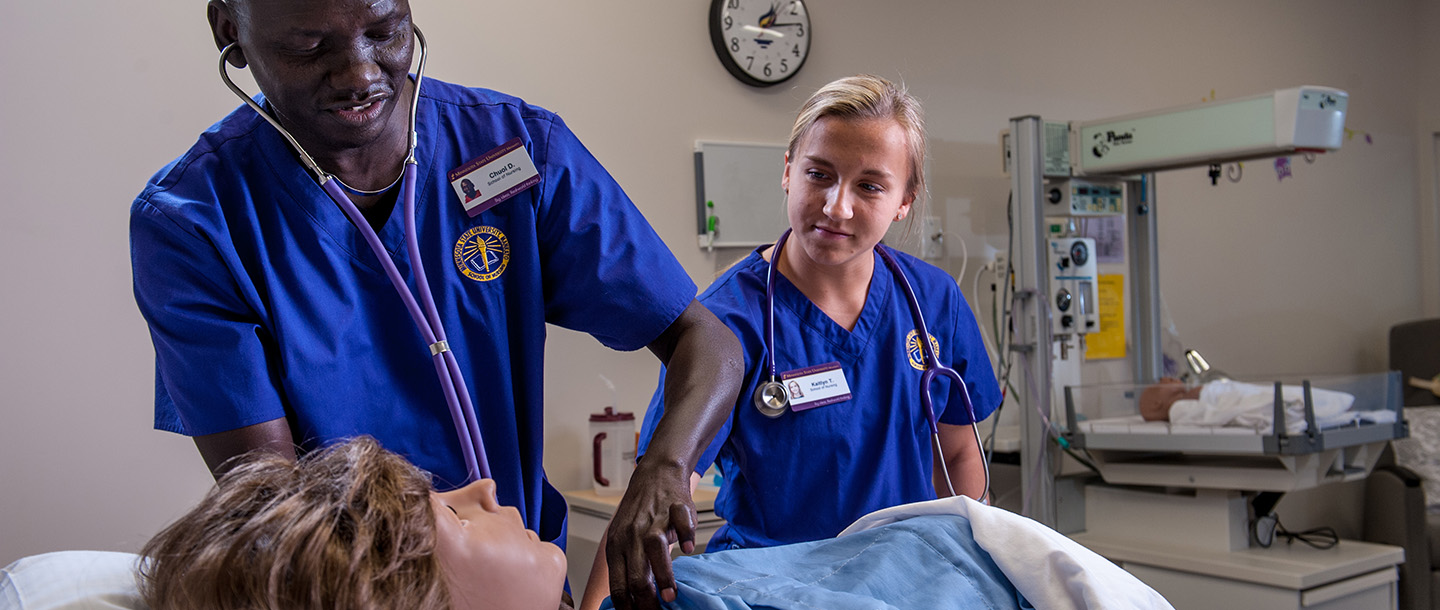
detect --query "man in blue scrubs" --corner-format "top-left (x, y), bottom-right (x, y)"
top-left (129, 1), bottom-right (740, 608)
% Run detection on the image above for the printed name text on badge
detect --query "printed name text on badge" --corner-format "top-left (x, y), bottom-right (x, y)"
top-left (780, 362), bottom-right (852, 412)
top-left (448, 138), bottom-right (541, 217)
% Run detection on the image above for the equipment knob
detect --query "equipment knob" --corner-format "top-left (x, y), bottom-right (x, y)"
top-left (1069, 241), bottom-right (1089, 267)
top-left (1048, 188), bottom-right (1063, 204)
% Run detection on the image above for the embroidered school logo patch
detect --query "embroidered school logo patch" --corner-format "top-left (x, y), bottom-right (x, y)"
top-left (453, 226), bottom-right (510, 282)
top-left (905, 329), bottom-right (941, 371)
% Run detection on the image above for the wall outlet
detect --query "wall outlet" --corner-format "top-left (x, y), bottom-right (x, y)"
top-left (920, 215), bottom-right (943, 259)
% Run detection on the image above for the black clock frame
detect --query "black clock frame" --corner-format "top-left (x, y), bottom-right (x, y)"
top-left (708, 0), bottom-right (811, 88)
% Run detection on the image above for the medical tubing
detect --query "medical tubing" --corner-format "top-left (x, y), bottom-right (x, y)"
top-left (384, 28), bottom-right (491, 479)
top-left (397, 158), bottom-right (491, 481)
top-left (971, 266), bottom-right (999, 366)
top-left (219, 47), bottom-right (326, 179)
top-left (763, 229), bottom-right (793, 381)
top-left (321, 178), bottom-right (483, 482)
top-left (946, 230), bottom-right (968, 291)
top-left (220, 27), bottom-right (490, 483)
top-left (406, 27), bottom-right (428, 164)
top-left (932, 433), bottom-right (956, 497)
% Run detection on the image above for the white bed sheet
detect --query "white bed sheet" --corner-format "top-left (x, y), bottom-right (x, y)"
top-left (1, 551), bottom-right (146, 610)
top-left (841, 495), bottom-right (1174, 610)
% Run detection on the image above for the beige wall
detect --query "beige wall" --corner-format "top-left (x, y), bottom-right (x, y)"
top-left (1417, 0), bottom-right (1440, 317)
top-left (0, 0), bottom-right (1432, 565)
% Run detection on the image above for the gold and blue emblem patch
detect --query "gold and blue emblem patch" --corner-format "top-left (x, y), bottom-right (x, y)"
top-left (453, 226), bottom-right (510, 282)
top-left (905, 329), bottom-right (941, 371)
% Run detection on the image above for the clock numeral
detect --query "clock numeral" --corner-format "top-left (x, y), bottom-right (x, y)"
top-left (780, 59), bottom-right (789, 73)
top-left (745, 56), bottom-right (754, 70)
top-left (727, 0), bottom-right (740, 8)
top-left (731, 37), bottom-right (740, 52)
top-left (792, 45), bottom-right (800, 58)
top-left (763, 63), bottom-right (773, 78)
top-left (789, 1), bottom-right (801, 15)
top-left (724, 15), bottom-right (733, 30)
top-left (796, 23), bottom-right (804, 37)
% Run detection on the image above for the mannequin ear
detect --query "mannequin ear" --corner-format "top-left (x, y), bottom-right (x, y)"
top-left (209, 0), bottom-right (248, 68)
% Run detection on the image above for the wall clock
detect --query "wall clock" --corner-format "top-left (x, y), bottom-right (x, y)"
top-left (709, 0), bottom-right (811, 87)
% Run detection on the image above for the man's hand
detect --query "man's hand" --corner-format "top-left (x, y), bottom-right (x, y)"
top-left (603, 459), bottom-right (696, 610)
top-left (601, 299), bottom-right (740, 609)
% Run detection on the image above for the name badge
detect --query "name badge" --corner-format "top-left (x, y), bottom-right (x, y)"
top-left (447, 138), bottom-right (541, 217)
top-left (779, 362), bottom-right (852, 412)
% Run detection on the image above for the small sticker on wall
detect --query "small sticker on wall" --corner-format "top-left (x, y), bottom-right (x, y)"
top-left (1274, 157), bottom-right (1293, 182)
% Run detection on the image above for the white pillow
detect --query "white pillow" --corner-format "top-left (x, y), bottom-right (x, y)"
top-left (0, 551), bottom-right (146, 610)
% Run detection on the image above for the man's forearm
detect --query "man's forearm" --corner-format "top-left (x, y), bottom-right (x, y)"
top-left (643, 300), bottom-right (743, 470)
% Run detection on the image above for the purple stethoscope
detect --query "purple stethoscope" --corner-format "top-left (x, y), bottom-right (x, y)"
top-left (219, 27), bottom-right (491, 483)
top-left (753, 228), bottom-right (989, 500)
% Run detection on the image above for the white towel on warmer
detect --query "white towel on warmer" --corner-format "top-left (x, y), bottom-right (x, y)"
top-left (1168, 379), bottom-right (1356, 434)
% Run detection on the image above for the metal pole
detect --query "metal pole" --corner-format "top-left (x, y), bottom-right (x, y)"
top-left (1128, 175), bottom-right (1161, 382)
top-left (1009, 116), bottom-right (1057, 526)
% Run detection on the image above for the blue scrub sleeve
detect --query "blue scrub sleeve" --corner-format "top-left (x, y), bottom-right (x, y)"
top-left (939, 287), bottom-right (1002, 426)
top-left (131, 202), bottom-right (288, 436)
top-left (532, 117), bottom-right (696, 352)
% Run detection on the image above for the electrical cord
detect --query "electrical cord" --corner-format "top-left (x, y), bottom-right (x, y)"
top-left (970, 263), bottom-right (999, 365)
top-left (942, 230), bottom-right (969, 288)
top-left (1254, 516), bottom-right (1338, 550)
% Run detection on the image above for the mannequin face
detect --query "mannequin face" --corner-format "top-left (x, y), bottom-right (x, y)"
top-left (432, 480), bottom-right (566, 610)
top-left (781, 116), bottom-right (915, 275)
top-left (1138, 377), bottom-right (1203, 421)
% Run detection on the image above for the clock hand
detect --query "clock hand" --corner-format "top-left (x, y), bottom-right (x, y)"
top-left (742, 24), bottom-right (786, 38)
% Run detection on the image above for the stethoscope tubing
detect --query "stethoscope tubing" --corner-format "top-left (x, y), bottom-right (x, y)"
top-left (876, 245), bottom-right (988, 503)
top-left (219, 27), bottom-right (491, 483)
top-left (761, 230), bottom-right (789, 383)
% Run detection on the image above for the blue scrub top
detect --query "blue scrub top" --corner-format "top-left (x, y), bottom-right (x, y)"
top-left (640, 246), bottom-right (1000, 550)
top-left (130, 78), bottom-right (696, 548)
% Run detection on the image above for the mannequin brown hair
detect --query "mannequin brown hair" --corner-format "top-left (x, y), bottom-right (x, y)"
top-left (138, 436), bottom-right (450, 610)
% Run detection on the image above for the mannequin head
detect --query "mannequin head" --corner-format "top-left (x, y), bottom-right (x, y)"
top-left (139, 437), bottom-right (566, 610)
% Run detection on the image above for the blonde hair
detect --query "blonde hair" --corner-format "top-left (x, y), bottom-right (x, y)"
top-left (787, 74), bottom-right (928, 242)
top-left (138, 437), bottom-right (449, 610)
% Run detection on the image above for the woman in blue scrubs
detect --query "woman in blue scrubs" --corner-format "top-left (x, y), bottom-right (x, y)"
top-left (637, 75), bottom-right (1001, 553)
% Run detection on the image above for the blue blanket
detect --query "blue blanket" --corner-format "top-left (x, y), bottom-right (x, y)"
top-left (603, 515), bottom-right (1029, 610)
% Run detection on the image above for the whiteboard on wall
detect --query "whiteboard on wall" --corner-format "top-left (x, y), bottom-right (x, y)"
top-left (694, 141), bottom-right (787, 248)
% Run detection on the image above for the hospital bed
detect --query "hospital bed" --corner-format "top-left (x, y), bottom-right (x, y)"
top-left (4, 496), bottom-right (1173, 610)
top-left (1061, 371), bottom-right (1408, 610)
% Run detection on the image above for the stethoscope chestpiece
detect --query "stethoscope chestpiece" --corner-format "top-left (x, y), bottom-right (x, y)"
top-left (753, 381), bottom-right (789, 418)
